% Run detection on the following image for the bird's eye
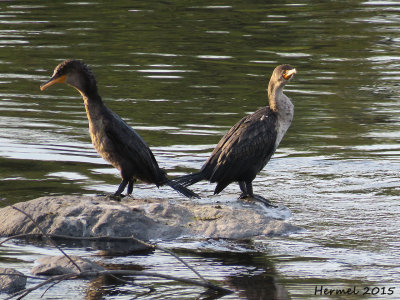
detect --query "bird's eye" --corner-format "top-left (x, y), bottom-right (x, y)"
top-left (282, 68), bottom-right (296, 80)
top-left (282, 71), bottom-right (290, 80)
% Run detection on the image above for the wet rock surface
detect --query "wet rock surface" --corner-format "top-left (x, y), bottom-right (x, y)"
top-left (31, 255), bottom-right (104, 276)
top-left (0, 195), bottom-right (301, 243)
top-left (0, 268), bottom-right (26, 293)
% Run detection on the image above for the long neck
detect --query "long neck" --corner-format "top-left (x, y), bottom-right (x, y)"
top-left (268, 80), bottom-right (294, 149)
top-left (267, 79), bottom-right (294, 125)
top-left (267, 81), bottom-right (284, 112)
top-left (77, 87), bottom-right (105, 124)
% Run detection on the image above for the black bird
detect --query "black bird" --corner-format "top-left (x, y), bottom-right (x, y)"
top-left (173, 64), bottom-right (296, 206)
top-left (40, 59), bottom-right (198, 199)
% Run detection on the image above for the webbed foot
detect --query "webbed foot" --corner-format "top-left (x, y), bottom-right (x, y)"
top-left (96, 193), bottom-right (125, 202)
top-left (239, 193), bottom-right (277, 208)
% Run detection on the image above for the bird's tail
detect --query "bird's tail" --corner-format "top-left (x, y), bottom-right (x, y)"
top-left (165, 179), bottom-right (200, 199)
top-left (172, 172), bottom-right (205, 188)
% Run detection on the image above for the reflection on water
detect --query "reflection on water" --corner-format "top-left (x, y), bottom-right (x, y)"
top-left (1, 0), bottom-right (400, 299)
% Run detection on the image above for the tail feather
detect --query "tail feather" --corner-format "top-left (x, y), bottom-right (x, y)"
top-left (172, 172), bottom-right (205, 187)
top-left (213, 181), bottom-right (229, 195)
top-left (166, 180), bottom-right (200, 199)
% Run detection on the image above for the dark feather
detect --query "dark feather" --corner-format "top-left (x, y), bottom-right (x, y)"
top-left (202, 107), bottom-right (277, 194)
top-left (43, 59), bottom-right (199, 198)
top-left (172, 64), bottom-right (295, 198)
top-left (103, 108), bottom-right (166, 185)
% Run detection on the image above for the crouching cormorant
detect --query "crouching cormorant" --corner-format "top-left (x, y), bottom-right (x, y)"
top-left (173, 64), bottom-right (296, 206)
top-left (40, 59), bottom-right (198, 199)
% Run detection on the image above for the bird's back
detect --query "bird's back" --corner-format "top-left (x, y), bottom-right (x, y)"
top-left (201, 107), bottom-right (278, 190)
top-left (88, 104), bottom-right (166, 185)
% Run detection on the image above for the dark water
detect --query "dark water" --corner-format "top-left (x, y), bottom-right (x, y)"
top-left (1, 0), bottom-right (400, 299)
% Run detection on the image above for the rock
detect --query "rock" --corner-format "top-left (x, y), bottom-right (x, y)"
top-left (31, 255), bottom-right (104, 276)
top-left (0, 196), bottom-right (162, 252)
top-left (0, 268), bottom-right (26, 293)
top-left (0, 196), bottom-right (302, 248)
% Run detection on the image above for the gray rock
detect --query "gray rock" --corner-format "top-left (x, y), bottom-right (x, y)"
top-left (31, 255), bottom-right (104, 276)
top-left (0, 268), bottom-right (26, 293)
top-left (0, 196), bottom-right (302, 246)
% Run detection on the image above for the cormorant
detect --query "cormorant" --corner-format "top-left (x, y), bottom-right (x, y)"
top-left (173, 64), bottom-right (296, 206)
top-left (40, 59), bottom-right (198, 199)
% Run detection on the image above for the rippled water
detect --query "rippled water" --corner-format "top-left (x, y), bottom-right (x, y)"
top-left (1, 0), bottom-right (400, 299)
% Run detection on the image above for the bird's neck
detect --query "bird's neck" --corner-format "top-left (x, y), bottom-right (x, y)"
top-left (268, 81), bottom-right (294, 150)
top-left (267, 81), bottom-right (294, 123)
top-left (79, 90), bottom-right (105, 124)
top-left (267, 81), bottom-right (284, 112)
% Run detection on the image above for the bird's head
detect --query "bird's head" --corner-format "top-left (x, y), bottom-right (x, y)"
top-left (40, 59), bottom-right (97, 96)
top-left (271, 64), bottom-right (296, 84)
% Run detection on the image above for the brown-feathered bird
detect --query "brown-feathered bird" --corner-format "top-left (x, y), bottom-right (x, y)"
top-left (40, 59), bottom-right (198, 199)
top-left (173, 64), bottom-right (296, 206)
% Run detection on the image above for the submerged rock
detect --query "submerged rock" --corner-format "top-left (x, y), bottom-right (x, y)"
top-left (0, 268), bottom-right (26, 293)
top-left (31, 255), bottom-right (104, 276)
top-left (0, 196), bottom-right (301, 248)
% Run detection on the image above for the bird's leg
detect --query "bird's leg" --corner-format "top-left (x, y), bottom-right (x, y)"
top-left (238, 181), bottom-right (248, 198)
top-left (111, 179), bottom-right (129, 201)
top-left (240, 181), bottom-right (277, 208)
top-left (246, 181), bottom-right (254, 197)
top-left (127, 179), bottom-right (136, 195)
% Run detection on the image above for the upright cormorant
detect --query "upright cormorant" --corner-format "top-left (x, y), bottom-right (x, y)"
top-left (173, 64), bottom-right (296, 206)
top-left (40, 59), bottom-right (198, 199)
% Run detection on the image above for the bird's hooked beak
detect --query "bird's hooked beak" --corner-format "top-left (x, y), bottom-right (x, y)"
top-left (283, 68), bottom-right (297, 81)
top-left (40, 74), bottom-right (67, 91)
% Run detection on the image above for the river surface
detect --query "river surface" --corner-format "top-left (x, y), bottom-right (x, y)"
top-left (0, 0), bottom-right (399, 299)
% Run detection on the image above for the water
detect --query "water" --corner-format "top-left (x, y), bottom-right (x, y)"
top-left (1, 0), bottom-right (400, 299)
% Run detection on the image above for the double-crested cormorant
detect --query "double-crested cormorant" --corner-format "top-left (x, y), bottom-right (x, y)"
top-left (174, 64), bottom-right (296, 206)
top-left (40, 59), bottom-right (198, 199)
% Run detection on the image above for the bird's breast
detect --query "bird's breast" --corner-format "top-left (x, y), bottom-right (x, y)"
top-left (88, 118), bottom-right (122, 171)
top-left (274, 101), bottom-right (294, 149)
